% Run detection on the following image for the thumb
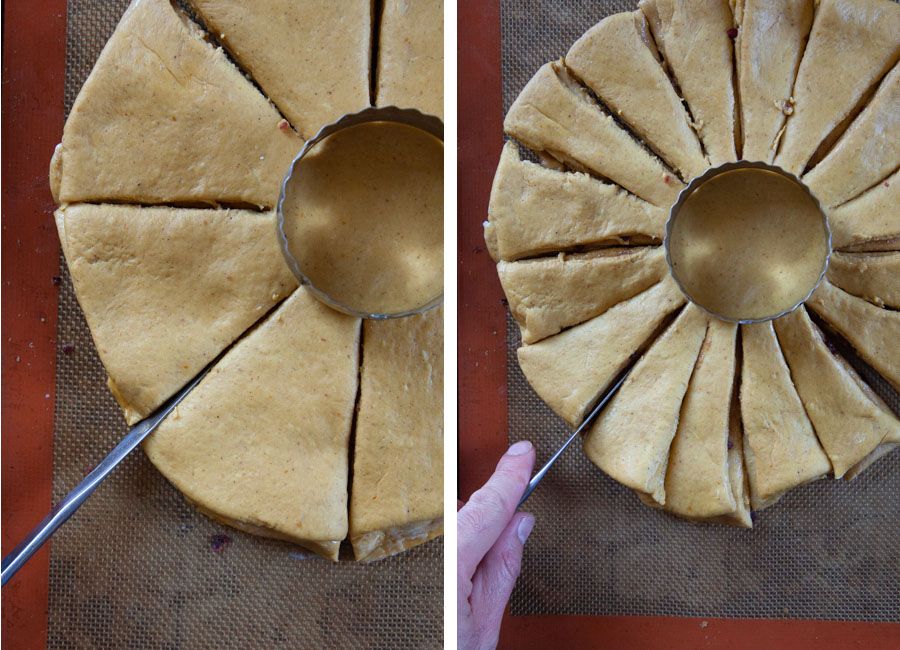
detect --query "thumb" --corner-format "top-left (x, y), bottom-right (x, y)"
top-left (469, 512), bottom-right (535, 648)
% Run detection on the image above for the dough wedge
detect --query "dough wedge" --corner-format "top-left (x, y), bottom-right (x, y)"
top-left (498, 247), bottom-right (668, 344)
top-left (484, 142), bottom-right (666, 261)
top-left (773, 307), bottom-right (900, 478)
top-left (806, 279), bottom-right (900, 393)
top-left (144, 287), bottom-right (361, 561)
top-left (55, 203), bottom-right (297, 424)
top-left (773, 0), bottom-right (900, 175)
top-left (517, 276), bottom-right (686, 427)
top-left (804, 64), bottom-right (900, 208)
top-left (504, 61), bottom-right (683, 208)
top-left (376, 0), bottom-right (443, 119)
top-left (189, 0), bottom-right (371, 139)
top-left (740, 321), bottom-right (831, 509)
top-left (828, 169), bottom-right (900, 250)
top-left (640, 0), bottom-right (738, 165)
top-left (732, 0), bottom-right (814, 163)
top-left (826, 251), bottom-right (900, 309)
top-left (350, 308), bottom-right (443, 563)
top-left (583, 305), bottom-right (708, 504)
top-left (566, 11), bottom-right (708, 180)
top-left (50, 0), bottom-right (302, 208)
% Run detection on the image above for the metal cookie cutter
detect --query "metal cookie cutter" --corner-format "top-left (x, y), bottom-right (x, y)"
top-left (664, 160), bottom-right (832, 324)
top-left (276, 106), bottom-right (445, 320)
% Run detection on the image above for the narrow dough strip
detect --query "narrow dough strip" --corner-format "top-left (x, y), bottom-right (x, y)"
top-left (376, 0), bottom-right (443, 119)
top-left (517, 276), bottom-right (686, 427)
top-left (143, 286), bottom-right (361, 561)
top-left (773, 307), bottom-right (900, 478)
top-left (640, 0), bottom-right (738, 165)
top-left (50, 0), bottom-right (302, 208)
top-left (189, 0), bottom-right (372, 140)
top-left (806, 279), bottom-right (900, 393)
top-left (732, 0), bottom-right (814, 163)
top-left (583, 305), bottom-right (708, 505)
top-left (740, 321), bottom-right (832, 509)
top-left (827, 169), bottom-right (900, 250)
top-left (484, 141), bottom-right (666, 261)
top-left (55, 203), bottom-right (298, 424)
top-left (565, 11), bottom-right (709, 180)
top-left (661, 319), bottom-right (739, 518)
top-left (772, 0), bottom-right (900, 175)
top-left (803, 64), bottom-right (900, 208)
top-left (826, 251), bottom-right (900, 309)
top-left (503, 61), bottom-right (683, 208)
top-left (498, 247), bottom-right (668, 344)
top-left (350, 307), bottom-right (443, 563)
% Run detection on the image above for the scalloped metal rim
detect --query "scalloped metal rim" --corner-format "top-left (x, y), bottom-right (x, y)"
top-left (664, 160), bottom-right (832, 324)
top-left (276, 106), bottom-right (444, 320)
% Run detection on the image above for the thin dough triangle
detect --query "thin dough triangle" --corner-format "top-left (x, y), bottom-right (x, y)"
top-left (350, 307), bottom-right (443, 563)
top-left (504, 61), bottom-right (683, 208)
top-left (189, 0), bottom-right (372, 140)
top-left (485, 142), bottom-right (666, 261)
top-left (662, 319), bottom-right (740, 518)
top-left (826, 251), bottom-right (900, 309)
top-left (376, 0), bottom-right (443, 119)
top-left (583, 305), bottom-right (708, 504)
top-left (566, 11), bottom-right (709, 180)
top-left (732, 0), bottom-right (814, 163)
top-left (804, 64), bottom-right (900, 207)
top-left (773, 0), bottom-right (900, 174)
top-left (143, 286), bottom-right (361, 561)
top-left (640, 0), bottom-right (738, 166)
top-left (773, 307), bottom-right (900, 478)
top-left (828, 169), bottom-right (900, 250)
top-left (517, 276), bottom-right (686, 427)
top-left (50, 0), bottom-right (302, 208)
top-left (499, 247), bottom-right (668, 344)
top-left (740, 321), bottom-right (831, 509)
top-left (55, 203), bottom-right (298, 424)
top-left (806, 279), bottom-right (900, 393)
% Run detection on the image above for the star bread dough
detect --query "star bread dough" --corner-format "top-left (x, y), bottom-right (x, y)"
top-left (566, 11), bottom-right (709, 180)
top-left (49, 0), bottom-right (302, 208)
top-left (826, 251), bottom-right (900, 308)
top-left (350, 307), bottom-right (443, 563)
top-left (828, 169), bottom-right (900, 250)
top-left (55, 203), bottom-right (297, 424)
top-left (740, 321), bottom-right (831, 509)
top-left (189, 0), bottom-right (372, 139)
top-left (485, 142), bottom-right (666, 261)
top-left (517, 276), bottom-right (686, 427)
top-left (773, 0), bottom-right (900, 175)
top-left (143, 287), bottom-right (361, 561)
top-left (583, 305), bottom-right (708, 504)
top-left (504, 61), bottom-right (684, 208)
top-left (498, 247), bottom-right (668, 344)
top-left (640, 0), bottom-right (739, 165)
top-left (376, 0), bottom-right (444, 119)
top-left (807, 279), bottom-right (900, 393)
top-left (773, 307), bottom-right (900, 478)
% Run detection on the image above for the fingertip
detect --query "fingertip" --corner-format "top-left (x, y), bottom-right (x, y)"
top-left (516, 513), bottom-right (535, 546)
top-left (506, 440), bottom-right (533, 456)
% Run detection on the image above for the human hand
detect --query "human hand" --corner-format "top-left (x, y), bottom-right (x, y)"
top-left (457, 440), bottom-right (536, 650)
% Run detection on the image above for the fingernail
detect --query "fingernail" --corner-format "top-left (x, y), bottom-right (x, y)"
top-left (507, 440), bottom-right (532, 456)
top-left (517, 515), bottom-right (534, 545)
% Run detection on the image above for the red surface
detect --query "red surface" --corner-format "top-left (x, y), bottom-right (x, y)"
top-left (456, 0), bottom-right (900, 647)
top-left (2, 1), bottom-right (67, 648)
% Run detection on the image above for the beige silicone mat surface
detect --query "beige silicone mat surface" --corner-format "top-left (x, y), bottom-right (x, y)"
top-left (49, 2), bottom-right (442, 647)
top-left (501, 0), bottom-right (900, 620)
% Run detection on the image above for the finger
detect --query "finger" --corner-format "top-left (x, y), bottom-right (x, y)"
top-left (469, 512), bottom-right (535, 648)
top-left (457, 441), bottom-right (535, 578)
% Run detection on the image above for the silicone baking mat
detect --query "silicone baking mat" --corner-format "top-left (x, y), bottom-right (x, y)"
top-left (501, 0), bottom-right (900, 620)
top-left (48, 2), bottom-right (442, 647)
